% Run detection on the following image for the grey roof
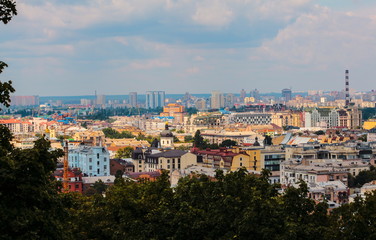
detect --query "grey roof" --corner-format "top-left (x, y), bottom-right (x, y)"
top-left (149, 149), bottom-right (188, 158)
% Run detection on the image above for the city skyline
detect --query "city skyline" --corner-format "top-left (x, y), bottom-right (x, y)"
top-left (1, 1), bottom-right (376, 95)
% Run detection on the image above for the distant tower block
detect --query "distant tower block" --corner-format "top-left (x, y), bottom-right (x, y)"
top-left (345, 70), bottom-right (350, 106)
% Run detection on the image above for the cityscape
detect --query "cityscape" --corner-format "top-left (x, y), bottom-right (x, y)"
top-left (2, 1), bottom-right (376, 239)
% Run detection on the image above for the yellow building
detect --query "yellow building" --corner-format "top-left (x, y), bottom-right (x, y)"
top-left (363, 119), bottom-right (376, 130)
top-left (231, 147), bottom-right (262, 172)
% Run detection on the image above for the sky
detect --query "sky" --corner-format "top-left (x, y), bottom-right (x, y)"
top-left (1, 0), bottom-right (376, 96)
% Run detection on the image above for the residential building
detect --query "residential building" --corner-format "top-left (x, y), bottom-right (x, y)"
top-left (68, 146), bottom-right (110, 176)
top-left (229, 112), bottom-right (272, 125)
top-left (129, 92), bottom-right (138, 107)
top-left (146, 91), bottom-right (165, 109)
top-left (211, 91), bottom-right (224, 109)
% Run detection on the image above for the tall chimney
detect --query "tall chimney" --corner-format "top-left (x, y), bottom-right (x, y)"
top-left (345, 70), bottom-right (350, 107)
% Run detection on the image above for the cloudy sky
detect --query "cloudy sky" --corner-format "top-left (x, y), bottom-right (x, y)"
top-left (1, 0), bottom-right (376, 96)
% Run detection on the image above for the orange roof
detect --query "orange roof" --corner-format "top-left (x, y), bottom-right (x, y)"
top-left (0, 119), bottom-right (22, 124)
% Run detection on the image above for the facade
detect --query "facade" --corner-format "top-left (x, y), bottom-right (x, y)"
top-left (68, 146), bottom-right (110, 176)
top-left (305, 107), bottom-right (362, 129)
top-left (132, 148), bottom-right (197, 172)
top-left (129, 92), bottom-right (138, 107)
top-left (146, 91), bottom-right (165, 109)
top-left (229, 113), bottom-right (272, 125)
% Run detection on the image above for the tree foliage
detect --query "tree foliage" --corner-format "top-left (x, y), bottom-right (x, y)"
top-left (0, 0), bottom-right (17, 24)
top-left (115, 146), bottom-right (133, 159)
top-left (220, 139), bottom-right (237, 147)
top-left (102, 127), bottom-right (135, 139)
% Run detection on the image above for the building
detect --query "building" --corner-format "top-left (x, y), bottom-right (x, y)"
top-left (129, 92), bottom-right (138, 107)
top-left (211, 91), bottom-right (224, 109)
top-left (68, 146), bottom-right (110, 176)
top-left (195, 98), bottom-right (207, 110)
top-left (160, 124), bottom-right (174, 149)
top-left (229, 112), bottom-right (272, 125)
top-left (146, 91), bottom-right (165, 109)
top-left (96, 94), bottom-right (106, 105)
top-left (110, 159), bottom-right (134, 175)
top-left (191, 147), bottom-right (250, 171)
top-left (304, 108), bottom-right (339, 128)
top-left (10, 95), bottom-right (39, 106)
top-left (250, 89), bottom-right (260, 101)
top-left (282, 89), bottom-right (292, 102)
top-left (160, 103), bottom-right (185, 123)
top-left (54, 167), bottom-right (83, 193)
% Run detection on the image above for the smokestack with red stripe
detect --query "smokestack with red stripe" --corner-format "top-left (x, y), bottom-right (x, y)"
top-left (345, 70), bottom-right (350, 107)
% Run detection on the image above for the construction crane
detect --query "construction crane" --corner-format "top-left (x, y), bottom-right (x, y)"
top-left (63, 140), bottom-right (69, 192)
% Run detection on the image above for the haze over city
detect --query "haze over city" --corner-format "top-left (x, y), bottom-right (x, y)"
top-left (1, 0), bottom-right (376, 96)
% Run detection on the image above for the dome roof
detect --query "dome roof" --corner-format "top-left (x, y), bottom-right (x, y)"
top-left (161, 123), bottom-right (173, 137)
top-left (161, 129), bottom-right (173, 137)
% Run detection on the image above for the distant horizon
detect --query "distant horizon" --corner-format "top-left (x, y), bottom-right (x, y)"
top-left (11, 89), bottom-right (360, 98)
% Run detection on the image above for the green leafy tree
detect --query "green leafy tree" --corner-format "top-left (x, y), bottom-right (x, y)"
top-left (193, 130), bottom-right (207, 149)
top-left (220, 139), bottom-right (237, 147)
top-left (115, 146), bottom-right (133, 159)
top-left (184, 135), bottom-right (194, 142)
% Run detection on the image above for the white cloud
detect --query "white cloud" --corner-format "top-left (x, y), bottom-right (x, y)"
top-left (192, 0), bottom-right (233, 27)
top-left (129, 59), bottom-right (172, 69)
top-left (256, 5), bottom-right (376, 69)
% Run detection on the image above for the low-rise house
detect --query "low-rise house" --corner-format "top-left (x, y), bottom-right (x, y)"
top-left (54, 167), bottom-right (83, 193)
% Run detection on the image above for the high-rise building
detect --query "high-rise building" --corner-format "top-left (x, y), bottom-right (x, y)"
top-left (145, 91), bottom-right (165, 109)
top-left (240, 89), bottom-right (246, 102)
top-left (225, 93), bottom-right (235, 108)
top-left (250, 89), bottom-right (260, 101)
top-left (96, 94), bottom-right (106, 105)
top-left (281, 89), bottom-right (292, 102)
top-left (211, 91), bottom-right (224, 109)
top-left (129, 92), bottom-right (138, 107)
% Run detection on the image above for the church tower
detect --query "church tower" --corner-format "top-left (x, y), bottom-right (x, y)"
top-left (160, 123), bottom-right (174, 149)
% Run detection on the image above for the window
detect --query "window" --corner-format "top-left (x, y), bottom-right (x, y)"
top-left (89, 158), bottom-right (92, 163)
top-left (104, 165), bottom-right (107, 170)
top-left (240, 158), bottom-right (242, 161)
top-left (240, 162), bottom-right (243, 166)
top-left (178, 158), bottom-right (180, 163)
top-left (97, 161), bottom-right (100, 166)
top-left (104, 158), bottom-right (107, 162)
top-left (89, 166), bottom-right (92, 170)
top-left (167, 160), bottom-right (170, 164)
top-left (97, 169), bottom-right (100, 174)
top-left (75, 184), bottom-right (79, 189)
top-left (97, 153), bottom-right (99, 159)
top-left (167, 165), bottom-right (170, 169)
top-left (172, 159), bottom-right (175, 164)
